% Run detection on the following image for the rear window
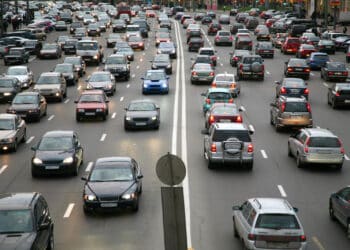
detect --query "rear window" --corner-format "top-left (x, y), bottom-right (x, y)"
top-left (328, 63), bottom-right (346, 70)
top-left (219, 32), bottom-right (231, 36)
top-left (212, 130), bottom-right (251, 142)
top-left (200, 50), bottom-right (214, 55)
top-left (308, 137), bottom-right (341, 147)
top-left (289, 59), bottom-right (307, 67)
top-left (287, 39), bottom-right (300, 44)
top-left (284, 102), bottom-right (308, 112)
top-left (208, 92), bottom-right (231, 100)
top-left (255, 214), bottom-right (300, 230)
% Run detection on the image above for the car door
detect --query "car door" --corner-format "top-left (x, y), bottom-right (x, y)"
top-left (132, 159), bottom-right (142, 191)
top-left (32, 198), bottom-right (49, 249)
top-left (73, 133), bottom-right (83, 165)
top-left (270, 98), bottom-right (279, 121)
top-left (235, 201), bottom-right (253, 239)
top-left (15, 116), bottom-right (25, 141)
top-left (333, 188), bottom-right (350, 226)
top-left (61, 76), bottom-right (67, 95)
top-left (290, 131), bottom-right (306, 156)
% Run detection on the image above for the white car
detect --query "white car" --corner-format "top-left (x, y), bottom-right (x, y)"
top-left (6, 66), bottom-right (34, 88)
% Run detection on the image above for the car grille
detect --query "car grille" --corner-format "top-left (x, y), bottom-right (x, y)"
top-left (99, 195), bottom-right (119, 202)
top-left (133, 117), bottom-right (149, 122)
top-left (42, 159), bottom-right (63, 165)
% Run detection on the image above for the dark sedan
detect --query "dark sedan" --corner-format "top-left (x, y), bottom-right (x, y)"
top-left (317, 39), bottom-right (336, 54)
top-left (204, 103), bottom-right (242, 129)
top-left (157, 42), bottom-right (177, 59)
top-left (31, 130), bottom-right (84, 177)
top-left (63, 39), bottom-right (78, 55)
top-left (275, 78), bottom-right (309, 99)
top-left (151, 54), bottom-right (172, 74)
top-left (39, 43), bottom-right (61, 59)
top-left (82, 157), bottom-right (143, 214)
top-left (321, 62), bottom-right (348, 82)
top-left (284, 58), bottom-right (310, 80)
top-left (255, 42), bottom-right (274, 58)
top-left (124, 100), bottom-right (160, 130)
top-left (329, 186), bottom-right (350, 235)
top-left (0, 77), bottom-right (21, 103)
top-left (188, 37), bottom-right (204, 52)
top-left (327, 83), bottom-right (350, 108)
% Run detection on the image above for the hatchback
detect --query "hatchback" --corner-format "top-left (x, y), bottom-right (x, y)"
top-left (296, 44), bottom-right (316, 58)
top-left (327, 83), bottom-right (350, 108)
top-left (255, 42), bottom-right (274, 58)
top-left (306, 52), bottom-right (330, 70)
top-left (201, 88), bottom-right (234, 114)
top-left (284, 58), bottom-right (310, 80)
top-left (207, 22), bottom-right (222, 35)
top-left (211, 73), bottom-right (240, 97)
top-left (317, 39), bottom-right (336, 54)
top-left (204, 103), bottom-right (242, 128)
top-left (275, 78), bottom-right (309, 99)
top-left (215, 31), bottom-right (233, 46)
top-left (75, 90), bottom-right (109, 121)
top-left (191, 63), bottom-right (215, 84)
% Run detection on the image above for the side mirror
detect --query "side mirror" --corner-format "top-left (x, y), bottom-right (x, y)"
top-left (31, 146), bottom-right (37, 151)
top-left (232, 205), bottom-right (242, 211)
top-left (124, 107), bottom-right (128, 111)
top-left (137, 174), bottom-right (143, 179)
top-left (238, 106), bottom-right (244, 112)
top-left (81, 176), bottom-right (87, 181)
top-left (293, 207), bottom-right (299, 213)
top-left (275, 81), bottom-right (280, 85)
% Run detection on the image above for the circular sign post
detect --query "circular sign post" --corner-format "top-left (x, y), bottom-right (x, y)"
top-left (156, 153), bottom-right (186, 186)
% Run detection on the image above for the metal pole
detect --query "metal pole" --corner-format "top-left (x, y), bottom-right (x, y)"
top-left (333, 6), bottom-right (337, 30)
top-left (15, 0), bottom-right (18, 14)
top-left (26, 0), bottom-right (29, 25)
top-left (325, 0), bottom-right (328, 29)
top-left (0, 0), bottom-right (3, 37)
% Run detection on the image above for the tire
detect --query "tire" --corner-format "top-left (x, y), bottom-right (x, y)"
top-left (31, 168), bottom-right (39, 178)
top-left (132, 198), bottom-right (139, 212)
top-left (83, 206), bottom-right (92, 215)
top-left (296, 154), bottom-right (304, 168)
top-left (102, 114), bottom-right (107, 121)
top-left (72, 162), bottom-right (79, 176)
top-left (12, 140), bottom-right (17, 152)
top-left (76, 115), bottom-right (81, 122)
top-left (63, 91), bottom-right (67, 98)
top-left (208, 160), bottom-right (214, 169)
top-left (245, 162), bottom-right (253, 170)
top-left (47, 231), bottom-right (54, 250)
top-left (329, 202), bottom-right (336, 221)
top-left (288, 143), bottom-right (293, 157)
top-left (335, 163), bottom-right (343, 170)
top-left (331, 99), bottom-right (337, 109)
top-left (233, 219), bottom-right (239, 238)
top-left (21, 130), bottom-right (26, 143)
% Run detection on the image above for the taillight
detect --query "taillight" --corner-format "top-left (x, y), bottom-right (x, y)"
top-left (192, 71), bottom-right (197, 76)
top-left (281, 102), bottom-right (286, 112)
top-left (239, 64), bottom-right (243, 70)
top-left (139, 43), bottom-right (143, 46)
top-left (335, 91), bottom-right (341, 97)
top-left (249, 42), bottom-right (253, 46)
top-left (236, 115), bottom-right (242, 123)
top-left (247, 143), bottom-right (254, 153)
top-left (300, 235), bottom-right (307, 242)
top-left (210, 143), bottom-right (217, 152)
top-left (287, 67), bottom-right (293, 72)
top-left (211, 82), bottom-right (216, 87)
top-left (233, 56), bottom-right (239, 61)
top-left (328, 71), bottom-right (334, 75)
top-left (230, 83), bottom-right (236, 88)
top-left (215, 36), bottom-right (219, 41)
top-left (248, 233), bottom-right (256, 240)
top-left (304, 68), bottom-right (310, 72)
top-left (188, 42), bottom-right (192, 46)
top-left (280, 87), bottom-right (287, 94)
top-left (343, 71), bottom-right (348, 76)
top-left (206, 98), bottom-right (211, 104)
top-left (209, 115), bottom-right (215, 124)
top-left (304, 88), bottom-right (309, 94)
top-left (306, 103), bottom-right (311, 112)
top-left (228, 98), bottom-right (234, 103)
top-left (209, 72), bottom-right (214, 76)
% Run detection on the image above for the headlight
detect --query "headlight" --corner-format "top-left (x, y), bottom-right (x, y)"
top-left (84, 194), bottom-right (97, 201)
top-left (125, 116), bottom-right (131, 121)
top-left (3, 92), bottom-right (12, 96)
top-left (7, 109), bottom-right (16, 114)
top-left (143, 83), bottom-right (148, 88)
top-left (106, 84), bottom-right (112, 89)
top-left (86, 84), bottom-right (93, 89)
top-left (151, 116), bottom-right (157, 120)
top-left (161, 83), bottom-right (168, 88)
top-left (93, 55), bottom-right (98, 59)
top-left (63, 156), bottom-right (74, 164)
top-left (122, 193), bottom-right (135, 200)
top-left (87, 29), bottom-right (90, 32)
top-left (2, 137), bottom-right (14, 143)
top-left (33, 157), bottom-right (42, 164)
top-left (96, 108), bottom-right (103, 112)
top-left (171, 49), bottom-right (176, 53)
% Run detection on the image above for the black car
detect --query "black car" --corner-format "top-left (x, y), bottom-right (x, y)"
top-left (151, 54), bottom-right (172, 74)
top-left (7, 92), bottom-right (47, 121)
top-left (255, 42), bottom-right (274, 58)
top-left (63, 39), bottom-right (78, 54)
top-left (0, 77), bottom-right (21, 103)
top-left (275, 77), bottom-right (309, 99)
top-left (317, 39), bottom-right (336, 54)
top-left (0, 192), bottom-right (54, 250)
top-left (104, 54), bottom-right (130, 80)
top-left (4, 47), bottom-right (30, 65)
top-left (23, 40), bottom-right (42, 55)
top-left (229, 49), bottom-right (250, 67)
top-left (112, 19), bottom-right (127, 33)
top-left (284, 58), bottom-right (310, 80)
top-left (201, 16), bottom-right (212, 25)
top-left (327, 83), bottom-right (350, 108)
top-left (321, 62), bottom-right (348, 82)
top-left (230, 23), bottom-right (245, 35)
top-left (124, 100), bottom-right (160, 130)
top-left (157, 42), bottom-right (177, 59)
top-left (31, 130), bottom-right (84, 177)
top-left (188, 37), bottom-right (204, 52)
top-left (82, 157), bottom-right (143, 213)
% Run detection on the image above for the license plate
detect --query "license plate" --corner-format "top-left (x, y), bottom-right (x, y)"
top-left (335, 72), bottom-right (342, 75)
top-left (326, 46), bottom-right (331, 48)
top-left (344, 100), bottom-right (350, 103)
top-left (267, 243), bottom-right (288, 248)
top-left (295, 68), bottom-right (303, 71)
top-left (100, 203), bottom-right (118, 208)
top-left (45, 166), bottom-right (59, 170)
top-left (199, 78), bottom-right (207, 81)
top-left (136, 122), bottom-right (146, 126)
top-left (220, 119), bottom-right (231, 122)
top-left (85, 112), bottom-right (95, 115)
top-left (264, 50), bottom-right (270, 53)
top-left (290, 89), bottom-right (299, 93)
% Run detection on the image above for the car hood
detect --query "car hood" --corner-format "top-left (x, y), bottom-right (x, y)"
top-left (153, 62), bottom-right (170, 67)
top-left (88, 81), bottom-right (110, 88)
top-left (144, 79), bottom-right (166, 85)
top-left (77, 103), bottom-right (105, 109)
top-left (6, 75), bottom-right (29, 83)
top-left (0, 130), bottom-right (16, 139)
top-left (87, 180), bottom-right (134, 197)
top-left (34, 84), bottom-right (60, 90)
top-left (126, 110), bottom-right (157, 117)
top-left (10, 103), bottom-right (38, 110)
top-left (0, 232), bottom-right (36, 250)
top-left (35, 150), bottom-right (74, 161)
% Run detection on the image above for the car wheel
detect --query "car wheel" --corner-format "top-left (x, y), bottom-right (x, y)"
top-left (83, 206), bottom-right (93, 215)
top-left (124, 123), bottom-right (129, 131)
top-left (327, 94), bottom-right (331, 105)
top-left (321, 72), bottom-right (323, 79)
top-left (102, 114), bottom-right (107, 121)
top-left (21, 130), bottom-right (27, 143)
top-left (245, 162), bottom-right (253, 170)
top-left (12, 140), bottom-right (17, 152)
top-left (31, 167), bottom-right (39, 178)
top-left (331, 99), bottom-right (337, 109)
top-left (63, 91), bottom-right (67, 98)
top-left (208, 160), bottom-right (214, 169)
top-left (329, 202), bottom-right (336, 221)
top-left (72, 162), bottom-right (79, 176)
top-left (335, 163), bottom-right (343, 170)
top-left (47, 231), bottom-right (54, 250)
top-left (296, 154), bottom-right (303, 168)
top-left (233, 219), bottom-right (239, 238)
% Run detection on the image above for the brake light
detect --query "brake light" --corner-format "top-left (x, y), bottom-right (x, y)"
top-left (209, 72), bottom-right (214, 76)
top-left (229, 36), bottom-right (233, 41)
top-left (248, 233), bottom-right (256, 240)
top-left (249, 42), bottom-right (253, 46)
top-left (228, 98), bottom-right (234, 103)
top-left (230, 83), bottom-right (236, 88)
top-left (239, 64), bottom-right (243, 70)
top-left (280, 87), bottom-right (287, 94)
top-left (335, 91), bottom-right (341, 97)
top-left (233, 56), bottom-right (239, 61)
top-left (281, 102), bottom-right (286, 112)
top-left (210, 143), bottom-right (217, 152)
top-left (304, 88), bottom-right (309, 94)
top-left (188, 42), bottom-right (192, 46)
top-left (209, 115), bottom-right (215, 124)
top-left (338, 139), bottom-right (345, 154)
top-left (343, 71), bottom-right (348, 76)
top-left (306, 103), bottom-right (311, 112)
top-left (300, 235), bottom-right (307, 242)
top-left (211, 82), bottom-right (216, 87)
top-left (287, 67), bottom-right (293, 72)
top-left (139, 43), bottom-right (143, 46)
top-left (236, 115), bottom-right (242, 123)
top-left (192, 71), bottom-right (197, 76)
top-left (206, 98), bottom-right (211, 104)
top-left (215, 36), bottom-right (219, 41)
top-left (304, 68), bottom-right (310, 72)
top-left (328, 71), bottom-right (334, 75)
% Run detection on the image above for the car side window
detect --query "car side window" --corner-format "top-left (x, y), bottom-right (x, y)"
top-left (247, 208), bottom-right (257, 226)
top-left (338, 188), bottom-right (350, 201)
top-left (241, 201), bottom-right (252, 221)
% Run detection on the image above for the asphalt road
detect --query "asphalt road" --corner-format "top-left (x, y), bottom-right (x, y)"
top-left (1, 12), bottom-right (350, 250)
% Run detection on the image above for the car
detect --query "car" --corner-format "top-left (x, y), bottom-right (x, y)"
top-left (215, 30), bottom-right (233, 46)
top-left (235, 36), bottom-right (253, 50)
top-left (132, 19), bottom-right (149, 38)
top-left (305, 36), bottom-right (320, 46)
top-left (186, 27), bottom-right (202, 42)
top-left (0, 77), bottom-right (21, 103)
top-left (87, 23), bottom-right (101, 36)
top-left (96, 21), bottom-right (107, 32)
top-left (4, 47), bottom-right (30, 65)
top-left (155, 32), bottom-right (171, 46)
top-left (284, 58), bottom-right (310, 80)
top-left (73, 27), bottom-right (87, 40)
top-left (255, 42), bottom-right (274, 58)
top-left (31, 130), bottom-right (84, 177)
top-left (211, 73), bottom-right (240, 97)
top-left (194, 12), bottom-right (205, 20)
top-left (128, 35), bottom-right (145, 50)
top-left (142, 69), bottom-right (169, 95)
top-left (306, 52), bottom-right (330, 70)
top-left (206, 11), bottom-right (216, 19)
top-left (104, 54), bottom-right (130, 80)
top-left (288, 128), bottom-right (344, 169)
top-left (82, 156), bottom-right (143, 213)
top-left (76, 40), bottom-right (104, 65)
top-left (237, 55), bottom-right (264, 81)
top-left (316, 39), bottom-right (336, 54)
top-left (271, 33), bottom-right (288, 48)
top-left (23, 39), bottom-right (42, 55)
top-left (230, 23), bottom-right (245, 35)
top-left (126, 24), bottom-right (141, 39)
top-left (281, 37), bottom-right (300, 54)
top-left (256, 28), bottom-right (271, 41)
top-left (229, 49), bottom-right (250, 67)
top-left (157, 42), bottom-right (177, 59)
top-left (201, 15), bottom-right (212, 25)
top-left (151, 54), bottom-right (172, 74)
top-left (334, 35), bottom-right (350, 51)
top-left (188, 37), bottom-right (204, 52)
top-left (296, 44), bottom-right (316, 58)
top-left (5, 66), bottom-right (34, 88)
top-left (270, 21), bottom-right (288, 33)
top-left (54, 63), bottom-right (79, 86)
top-left (204, 103), bottom-right (242, 128)
top-left (229, 8), bottom-right (238, 16)
top-left (0, 192), bottom-right (54, 249)
top-left (180, 14), bottom-right (192, 24)
top-left (106, 33), bottom-right (122, 48)
top-left (246, 17), bottom-right (259, 30)
top-left (321, 62), bottom-right (348, 82)
top-left (191, 55), bottom-right (214, 69)
top-left (203, 123), bottom-right (254, 169)
top-left (83, 14), bottom-right (95, 25)
top-left (201, 87), bottom-right (234, 114)
top-left (146, 10), bottom-right (156, 18)
top-left (0, 113), bottom-right (26, 152)
top-left (327, 83), bottom-right (350, 108)
top-left (236, 13), bottom-right (249, 23)
top-left (182, 19), bottom-right (194, 29)
top-left (60, 12), bottom-right (72, 23)
top-left (55, 20), bottom-right (67, 31)
top-left (75, 90), bottom-right (109, 121)
top-left (113, 41), bottom-right (130, 53)
top-left (33, 72), bottom-right (67, 102)
top-left (329, 186), bottom-right (350, 234)
top-left (198, 47), bottom-right (217, 66)
top-left (64, 56), bottom-right (86, 77)
top-left (39, 43), bottom-right (61, 59)
top-left (299, 32), bottom-right (317, 44)
top-left (86, 71), bottom-right (116, 96)
top-left (219, 14), bottom-right (230, 24)
top-left (232, 198), bottom-right (307, 249)
top-left (275, 78), bottom-right (309, 99)
top-left (115, 46), bottom-right (135, 61)
top-left (63, 39), bottom-right (78, 55)
top-left (270, 96), bottom-right (313, 131)
top-left (56, 36), bottom-right (69, 48)
top-left (112, 19), bottom-right (127, 33)
top-left (207, 22), bottom-right (222, 35)
top-left (124, 100), bottom-right (160, 130)
top-left (7, 92), bottom-right (47, 121)
top-left (191, 63), bottom-right (215, 85)
top-left (69, 21), bottom-right (83, 34)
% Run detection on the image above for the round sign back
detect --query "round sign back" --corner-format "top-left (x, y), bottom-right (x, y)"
top-left (156, 153), bottom-right (186, 186)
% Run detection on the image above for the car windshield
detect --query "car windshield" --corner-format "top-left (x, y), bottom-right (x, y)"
top-left (106, 56), bottom-right (125, 64)
top-left (42, 44), bottom-right (56, 50)
top-left (38, 136), bottom-right (73, 151)
top-left (0, 79), bottom-right (15, 87)
top-left (328, 63), bottom-right (346, 70)
top-left (55, 65), bottom-right (71, 73)
top-left (243, 57), bottom-right (262, 64)
top-left (284, 102), bottom-right (308, 112)
top-left (128, 102), bottom-right (155, 111)
top-left (7, 67), bottom-right (26, 75)
top-left (90, 73), bottom-right (110, 82)
top-left (158, 33), bottom-right (170, 38)
top-left (216, 75), bottom-right (234, 81)
top-left (57, 21), bottom-right (65, 25)
top-left (145, 72), bottom-right (166, 80)
top-left (314, 54), bottom-right (329, 60)
top-left (0, 210), bottom-right (33, 233)
top-left (159, 43), bottom-right (174, 48)
top-left (301, 45), bottom-right (314, 49)
top-left (321, 40), bottom-right (333, 45)
top-left (37, 75), bottom-right (60, 84)
top-left (308, 137), bottom-right (341, 147)
top-left (289, 59), bottom-right (307, 67)
top-left (0, 119), bottom-right (14, 130)
top-left (200, 50), bottom-right (214, 55)
top-left (194, 64), bottom-right (211, 70)
top-left (118, 47), bottom-right (132, 52)
top-left (76, 42), bottom-right (98, 50)
top-left (129, 36), bottom-right (142, 42)
top-left (9, 50), bottom-right (21, 55)
top-left (255, 214), bottom-right (300, 230)
top-left (90, 165), bottom-right (133, 182)
top-left (13, 95), bottom-right (37, 104)
top-left (79, 94), bottom-right (103, 103)
top-left (155, 55), bottom-right (169, 62)
top-left (219, 32), bottom-right (230, 36)
top-left (212, 106), bottom-right (237, 115)
top-left (212, 130), bottom-right (251, 142)
top-left (283, 79), bottom-right (305, 87)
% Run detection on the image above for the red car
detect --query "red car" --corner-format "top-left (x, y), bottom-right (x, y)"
top-left (181, 15), bottom-right (192, 24)
top-left (296, 44), bottom-right (317, 58)
top-left (281, 37), bottom-right (301, 54)
top-left (207, 23), bottom-right (222, 35)
top-left (146, 10), bottom-right (156, 18)
top-left (128, 36), bottom-right (145, 50)
top-left (204, 103), bottom-right (242, 129)
top-left (75, 90), bottom-right (109, 121)
top-left (265, 18), bottom-right (277, 28)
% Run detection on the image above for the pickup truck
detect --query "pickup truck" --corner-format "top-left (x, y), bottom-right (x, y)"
top-left (4, 47), bottom-right (30, 65)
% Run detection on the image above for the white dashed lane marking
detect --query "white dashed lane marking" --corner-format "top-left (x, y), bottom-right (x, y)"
top-left (240, 106), bottom-right (246, 112)
top-left (345, 155), bottom-right (350, 161)
top-left (220, 63), bottom-right (223, 67)
top-left (310, 73), bottom-right (314, 76)
top-left (26, 136), bottom-right (34, 144)
top-left (63, 203), bottom-right (75, 218)
top-left (111, 112), bottom-right (116, 119)
top-left (85, 162), bottom-right (93, 172)
top-left (0, 165), bottom-right (8, 174)
top-left (131, 74), bottom-right (135, 78)
top-left (140, 58), bottom-right (143, 62)
top-left (77, 86), bottom-right (82, 90)
top-left (100, 133), bottom-right (107, 142)
top-left (323, 82), bottom-right (328, 87)
top-left (126, 84), bottom-right (130, 88)
top-left (277, 185), bottom-right (287, 197)
top-left (266, 71), bottom-right (271, 75)
top-left (64, 99), bottom-right (70, 104)
top-left (312, 236), bottom-right (326, 250)
top-left (120, 97), bottom-right (124, 102)
top-left (248, 124), bottom-right (255, 133)
top-left (48, 115), bottom-right (55, 121)
top-left (260, 150), bottom-right (268, 159)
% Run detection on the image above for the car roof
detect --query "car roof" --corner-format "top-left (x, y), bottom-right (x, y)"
top-left (335, 83), bottom-right (350, 89)
top-left (17, 91), bottom-right (39, 96)
top-left (208, 87), bottom-right (232, 93)
top-left (43, 130), bottom-right (75, 137)
top-left (81, 90), bottom-right (105, 95)
top-left (279, 96), bottom-right (307, 102)
top-left (0, 113), bottom-right (17, 120)
top-left (0, 193), bottom-right (39, 210)
top-left (303, 128), bottom-right (337, 137)
top-left (213, 122), bottom-right (248, 130)
top-left (40, 72), bottom-right (61, 77)
top-left (248, 198), bottom-right (295, 214)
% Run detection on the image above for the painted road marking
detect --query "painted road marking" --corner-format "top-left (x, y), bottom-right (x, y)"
top-left (26, 136), bottom-right (34, 144)
top-left (48, 115), bottom-right (55, 121)
top-left (63, 203), bottom-right (75, 218)
top-left (64, 99), bottom-right (70, 104)
top-left (261, 150), bottom-right (268, 159)
top-left (277, 185), bottom-right (287, 197)
top-left (310, 73), bottom-right (314, 76)
top-left (120, 96), bottom-right (124, 102)
top-left (0, 165), bottom-right (8, 175)
top-left (140, 58), bottom-right (143, 62)
top-left (85, 162), bottom-right (93, 172)
top-left (136, 65), bottom-right (140, 69)
top-left (345, 154), bottom-right (349, 161)
top-left (266, 71), bottom-right (271, 75)
top-left (240, 106), bottom-right (246, 112)
top-left (77, 86), bottom-right (82, 90)
top-left (323, 82), bottom-right (328, 87)
top-left (126, 84), bottom-right (130, 88)
top-left (312, 236), bottom-right (326, 250)
top-left (111, 112), bottom-right (116, 119)
top-left (220, 63), bottom-right (223, 66)
top-left (100, 133), bottom-right (107, 141)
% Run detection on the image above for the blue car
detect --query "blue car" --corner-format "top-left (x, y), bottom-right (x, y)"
top-left (142, 69), bottom-right (169, 94)
top-left (306, 52), bottom-right (330, 70)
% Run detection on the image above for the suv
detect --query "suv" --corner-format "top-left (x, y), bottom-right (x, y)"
top-left (0, 192), bottom-right (54, 249)
top-left (235, 36), bottom-right (253, 50)
top-left (237, 55), bottom-right (264, 81)
top-left (104, 54), bottom-right (130, 80)
top-left (232, 198), bottom-right (307, 250)
top-left (203, 123), bottom-right (254, 169)
top-left (327, 83), bottom-right (350, 108)
top-left (33, 72), bottom-right (67, 102)
top-left (270, 96), bottom-right (313, 131)
top-left (281, 37), bottom-right (300, 54)
top-left (288, 128), bottom-right (344, 169)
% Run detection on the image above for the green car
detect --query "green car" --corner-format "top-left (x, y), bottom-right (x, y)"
top-left (191, 63), bottom-right (215, 85)
top-left (201, 87), bottom-right (234, 114)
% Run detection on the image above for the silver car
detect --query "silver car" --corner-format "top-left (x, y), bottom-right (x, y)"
top-left (6, 66), bottom-right (34, 88)
top-left (288, 128), bottom-right (344, 169)
top-left (86, 71), bottom-right (116, 96)
top-left (212, 73), bottom-right (240, 97)
top-left (329, 186), bottom-right (350, 236)
top-left (33, 72), bottom-right (67, 102)
top-left (232, 198), bottom-right (307, 250)
top-left (0, 113), bottom-right (26, 152)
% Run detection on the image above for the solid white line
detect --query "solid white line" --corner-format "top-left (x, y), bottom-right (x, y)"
top-left (323, 82), bottom-right (328, 87)
top-left (277, 185), bottom-right (287, 197)
top-left (217, 56), bottom-right (220, 60)
top-left (63, 203), bottom-right (75, 218)
top-left (316, 126), bottom-right (320, 128)
top-left (172, 21), bottom-right (180, 154)
top-left (345, 154), bottom-right (350, 161)
top-left (64, 99), bottom-right (70, 104)
top-left (0, 165), bottom-right (8, 175)
top-left (48, 115), bottom-right (55, 121)
top-left (248, 124), bottom-right (255, 132)
top-left (261, 149), bottom-right (268, 159)
top-left (312, 236), bottom-right (326, 250)
top-left (120, 96), bottom-right (124, 102)
top-left (85, 162), bottom-right (93, 172)
top-left (136, 65), bottom-right (140, 69)
top-left (26, 136), bottom-right (34, 144)
top-left (220, 63), bottom-right (223, 66)
top-left (240, 106), bottom-right (246, 112)
top-left (111, 112), bottom-right (116, 119)
top-left (126, 84), bottom-right (130, 88)
top-left (310, 73), bottom-right (314, 76)
top-left (100, 133), bottom-right (107, 141)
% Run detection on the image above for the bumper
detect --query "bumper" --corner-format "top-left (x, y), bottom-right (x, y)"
top-left (32, 162), bottom-right (76, 175)
top-left (191, 76), bottom-right (214, 83)
top-left (143, 86), bottom-right (169, 94)
top-left (9, 110), bottom-right (40, 120)
top-left (39, 53), bottom-right (58, 59)
top-left (64, 48), bottom-right (76, 54)
top-left (125, 119), bottom-right (159, 129)
top-left (245, 240), bottom-right (307, 250)
top-left (82, 56), bottom-right (99, 64)
top-left (208, 154), bottom-right (254, 165)
top-left (240, 72), bottom-right (264, 79)
top-left (84, 199), bottom-right (137, 211)
top-left (278, 118), bottom-right (313, 127)
top-left (40, 92), bottom-right (63, 101)
top-left (0, 142), bottom-right (15, 151)
top-left (285, 72), bottom-right (310, 78)
top-left (301, 154), bottom-right (344, 165)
